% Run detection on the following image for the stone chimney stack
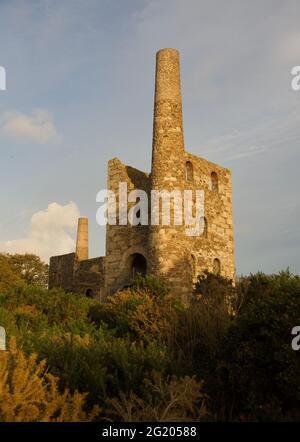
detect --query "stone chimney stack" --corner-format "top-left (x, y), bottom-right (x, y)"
top-left (151, 48), bottom-right (185, 189)
top-left (76, 217), bottom-right (88, 261)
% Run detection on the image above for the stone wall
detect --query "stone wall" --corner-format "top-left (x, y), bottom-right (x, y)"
top-left (49, 253), bottom-right (76, 292)
top-left (49, 253), bottom-right (105, 300)
top-left (184, 152), bottom-right (235, 282)
top-left (104, 158), bottom-right (150, 298)
top-left (73, 256), bottom-right (105, 300)
top-left (148, 151), bottom-right (235, 298)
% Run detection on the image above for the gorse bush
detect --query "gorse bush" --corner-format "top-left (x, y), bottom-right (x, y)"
top-left (89, 274), bottom-right (180, 343)
top-left (129, 273), bottom-right (170, 299)
top-left (0, 271), bottom-right (179, 418)
top-left (0, 285), bottom-right (97, 337)
top-left (0, 338), bottom-right (99, 422)
top-left (28, 329), bottom-right (171, 408)
top-left (0, 254), bottom-right (299, 422)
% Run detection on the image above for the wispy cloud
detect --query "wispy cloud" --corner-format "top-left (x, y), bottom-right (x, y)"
top-left (0, 109), bottom-right (58, 144)
top-left (200, 105), bottom-right (300, 162)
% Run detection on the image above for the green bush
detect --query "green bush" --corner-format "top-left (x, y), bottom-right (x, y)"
top-left (212, 271), bottom-right (300, 421)
top-left (129, 273), bottom-right (170, 299)
top-left (0, 256), bottom-right (299, 422)
top-left (26, 328), bottom-right (171, 409)
top-left (89, 275), bottom-right (181, 343)
top-left (2, 285), bottom-right (98, 336)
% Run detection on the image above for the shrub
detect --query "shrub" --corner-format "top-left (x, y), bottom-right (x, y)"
top-left (168, 272), bottom-right (236, 379)
top-left (2, 285), bottom-right (98, 338)
top-left (108, 372), bottom-right (208, 422)
top-left (212, 271), bottom-right (300, 421)
top-left (24, 328), bottom-right (171, 410)
top-left (129, 274), bottom-right (170, 299)
top-left (0, 338), bottom-right (100, 422)
top-left (1, 267), bottom-right (299, 422)
top-left (89, 275), bottom-right (180, 343)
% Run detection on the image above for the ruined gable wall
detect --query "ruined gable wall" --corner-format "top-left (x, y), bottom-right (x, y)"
top-left (48, 253), bottom-right (76, 292)
top-left (104, 158), bottom-right (150, 297)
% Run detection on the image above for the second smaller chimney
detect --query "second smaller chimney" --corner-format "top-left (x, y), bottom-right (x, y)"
top-left (76, 217), bottom-right (88, 261)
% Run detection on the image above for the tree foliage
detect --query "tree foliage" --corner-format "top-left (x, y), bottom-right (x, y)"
top-left (213, 271), bottom-right (300, 421)
top-left (0, 253), bottom-right (48, 292)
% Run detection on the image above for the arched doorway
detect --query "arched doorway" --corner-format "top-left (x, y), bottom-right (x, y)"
top-left (131, 253), bottom-right (147, 278)
top-left (85, 288), bottom-right (94, 298)
top-left (185, 161), bottom-right (194, 182)
top-left (210, 172), bottom-right (219, 192)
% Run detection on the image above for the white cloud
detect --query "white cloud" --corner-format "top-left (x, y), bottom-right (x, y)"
top-left (0, 202), bottom-right (80, 262)
top-left (1, 109), bottom-right (58, 143)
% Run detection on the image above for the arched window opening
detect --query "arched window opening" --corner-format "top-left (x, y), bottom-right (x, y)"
top-left (210, 172), bottom-right (218, 192)
top-left (191, 254), bottom-right (196, 277)
top-left (201, 217), bottom-right (208, 237)
top-left (136, 208), bottom-right (141, 226)
top-left (129, 199), bottom-right (142, 226)
top-left (131, 253), bottom-right (147, 278)
top-left (213, 258), bottom-right (221, 275)
top-left (185, 161), bottom-right (194, 182)
top-left (86, 288), bottom-right (94, 298)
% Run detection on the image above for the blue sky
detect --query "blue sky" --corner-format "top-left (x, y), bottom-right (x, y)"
top-left (0, 0), bottom-right (300, 275)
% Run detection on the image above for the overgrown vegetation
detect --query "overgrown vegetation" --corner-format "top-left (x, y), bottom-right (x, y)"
top-left (0, 338), bottom-right (99, 422)
top-left (0, 253), bottom-right (48, 292)
top-left (0, 254), bottom-right (299, 421)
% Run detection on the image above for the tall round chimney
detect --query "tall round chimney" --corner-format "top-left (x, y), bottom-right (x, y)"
top-left (76, 217), bottom-right (88, 261)
top-left (151, 48), bottom-right (185, 190)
